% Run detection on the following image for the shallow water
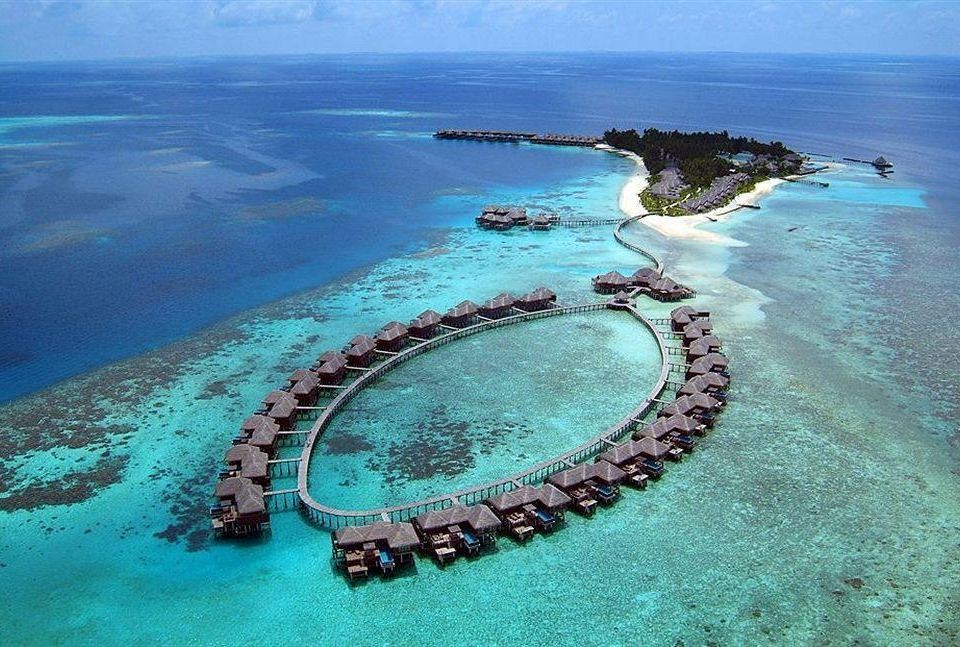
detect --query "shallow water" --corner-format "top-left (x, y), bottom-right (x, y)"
top-left (2, 54), bottom-right (959, 645)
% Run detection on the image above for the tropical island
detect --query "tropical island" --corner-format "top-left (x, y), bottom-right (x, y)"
top-left (602, 128), bottom-right (807, 216)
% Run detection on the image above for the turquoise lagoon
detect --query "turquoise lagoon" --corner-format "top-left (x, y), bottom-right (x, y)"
top-left (1, 55), bottom-right (959, 645)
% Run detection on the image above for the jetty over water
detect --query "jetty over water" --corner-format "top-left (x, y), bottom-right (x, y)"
top-left (435, 129), bottom-right (601, 147)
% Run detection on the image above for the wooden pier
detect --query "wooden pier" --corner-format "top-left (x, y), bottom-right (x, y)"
top-left (435, 129), bottom-right (600, 147)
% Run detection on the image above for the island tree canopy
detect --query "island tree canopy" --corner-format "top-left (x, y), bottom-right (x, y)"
top-left (603, 128), bottom-right (795, 187)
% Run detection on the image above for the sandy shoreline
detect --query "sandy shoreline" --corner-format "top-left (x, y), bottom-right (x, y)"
top-left (600, 143), bottom-right (801, 246)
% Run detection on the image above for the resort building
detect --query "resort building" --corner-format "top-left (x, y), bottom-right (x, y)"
top-left (211, 476), bottom-right (269, 538)
top-left (671, 306), bottom-right (710, 332)
top-left (375, 321), bottom-right (409, 353)
top-left (592, 271), bottom-right (631, 294)
top-left (598, 437), bottom-right (673, 485)
top-left (412, 504), bottom-right (501, 564)
top-left (485, 484), bottom-right (571, 541)
top-left (408, 309), bottom-right (442, 339)
top-left (677, 372), bottom-right (730, 400)
top-left (686, 352), bottom-right (730, 380)
top-left (344, 335), bottom-right (377, 368)
top-left (442, 300), bottom-right (480, 328)
top-left (515, 286), bottom-right (557, 312)
top-left (223, 444), bottom-right (270, 487)
top-left (479, 292), bottom-right (517, 319)
top-left (237, 414), bottom-right (280, 456)
top-left (546, 461), bottom-right (627, 515)
top-left (659, 393), bottom-right (722, 427)
top-left (686, 335), bottom-right (723, 361)
top-left (332, 522), bottom-right (421, 580)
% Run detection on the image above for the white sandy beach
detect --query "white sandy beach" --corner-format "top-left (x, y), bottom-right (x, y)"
top-left (600, 143), bottom-right (793, 246)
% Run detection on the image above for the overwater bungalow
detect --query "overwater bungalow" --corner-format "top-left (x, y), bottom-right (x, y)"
top-left (211, 476), bottom-right (269, 538)
top-left (682, 320), bottom-right (713, 345)
top-left (412, 504), bottom-right (501, 564)
top-left (506, 208), bottom-right (529, 226)
top-left (289, 374), bottom-right (319, 406)
top-left (592, 271), bottom-right (630, 294)
top-left (238, 414), bottom-right (280, 455)
top-left (649, 277), bottom-right (686, 302)
top-left (686, 335), bottom-right (723, 361)
top-left (671, 305), bottom-right (710, 332)
top-left (442, 300), bottom-right (480, 328)
top-left (345, 335), bottom-right (377, 368)
top-left (659, 393), bottom-right (722, 427)
top-left (479, 292), bottom-right (517, 319)
top-left (287, 368), bottom-right (318, 387)
top-left (529, 215), bottom-right (552, 230)
top-left (599, 437), bottom-right (672, 483)
top-left (485, 484), bottom-right (570, 541)
top-left (317, 350), bottom-right (346, 367)
top-left (872, 155), bottom-right (893, 170)
top-left (223, 444), bottom-right (270, 486)
top-left (678, 372), bottom-right (730, 400)
top-left (686, 352), bottom-right (730, 380)
top-left (376, 321), bottom-right (409, 352)
top-left (408, 309), bottom-right (442, 339)
top-left (265, 391), bottom-right (298, 430)
top-left (630, 267), bottom-right (661, 289)
top-left (546, 461), bottom-right (627, 514)
top-left (332, 522), bottom-right (421, 580)
top-left (316, 356), bottom-right (347, 386)
top-left (516, 286), bottom-right (557, 312)
top-left (634, 416), bottom-right (698, 454)
top-left (610, 290), bottom-right (633, 306)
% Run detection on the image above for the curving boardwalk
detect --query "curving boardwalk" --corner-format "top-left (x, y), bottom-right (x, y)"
top-left (296, 215), bottom-right (676, 528)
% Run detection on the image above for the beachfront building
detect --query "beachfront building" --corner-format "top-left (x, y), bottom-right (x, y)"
top-left (238, 414), bottom-right (280, 456)
top-left (222, 444), bottom-right (270, 487)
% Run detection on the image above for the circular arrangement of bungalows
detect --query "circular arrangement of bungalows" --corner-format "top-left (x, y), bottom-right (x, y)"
top-left (329, 304), bottom-right (730, 582)
top-left (209, 287), bottom-right (561, 538)
top-left (593, 266), bottom-right (696, 302)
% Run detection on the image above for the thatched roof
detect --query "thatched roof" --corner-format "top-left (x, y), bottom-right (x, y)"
top-left (412, 309), bottom-right (442, 327)
top-left (538, 483), bottom-right (572, 509)
top-left (446, 300), bottom-right (480, 318)
top-left (689, 353), bottom-right (729, 375)
top-left (547, 461), bottom-right (626, 488)
top-left (225, 444), bottom-right (269, 480)
top-left (678, 372), bottom-right (730, 396)
top-left (483, 292), bottom-right (516, 310)
top-left (485, 485), bottom-right (542, 512)
top-left (633, 436), bottom-right (671, 459)
top-left (288, 368), bottom-right (317, 384)
top-left (414, 504), bottom-right (501, 534)
top-left (290, 375), bottom-right (319, 396)
top-left (317, 351), bottom-right (347, 368)
top-left (660, 393), bottom-right (719, 417)
top-left (520, 286), bottom-right (557, 303)
top-left (333, 522), bottom-right (421, 550)
top-left (214, 477), bottom-right (265, 515)
top-left (671, 305), bottom-right (698, 324)
top-left (268, 393), bottom-right (298, 419)
top-left (376, 322), bottom-right (409, 342)
top-left (241, 414), bottom-right (275, 434)
top-left (262, 390), bottom-right (289, 406)
top-left (594, 271), bottom-right (630, 286)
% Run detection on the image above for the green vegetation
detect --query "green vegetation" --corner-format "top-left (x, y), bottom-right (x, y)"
top-left (604, 127), bottom-right (797, 188)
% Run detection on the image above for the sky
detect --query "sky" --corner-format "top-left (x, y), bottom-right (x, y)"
top-left (0, 0), bottom-right (958, 62)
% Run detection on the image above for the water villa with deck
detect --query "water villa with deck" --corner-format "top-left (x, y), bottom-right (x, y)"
top-left (485, 485), bottom-right (571, 541)
top-left (332, 522), bottom-right (420, 580)
top-left (412, 504), bottom-right (501, 565)
top-left (593, 267), bottom-right (695, 302)
top-left (546, 461), bottom-right (627, 515)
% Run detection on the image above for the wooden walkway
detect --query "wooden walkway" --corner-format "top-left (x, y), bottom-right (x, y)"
top-left (295, 301), bottom-right (671, 528)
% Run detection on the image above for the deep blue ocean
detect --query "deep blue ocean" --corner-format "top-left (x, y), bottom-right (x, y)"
top-left (1, 53), bottom-right (958, 644)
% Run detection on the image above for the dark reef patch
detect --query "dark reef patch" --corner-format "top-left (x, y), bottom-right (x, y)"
top-left (0, 454), bottom-right (129, 512)
top-left (324, 434), bottom-right (375, 456)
